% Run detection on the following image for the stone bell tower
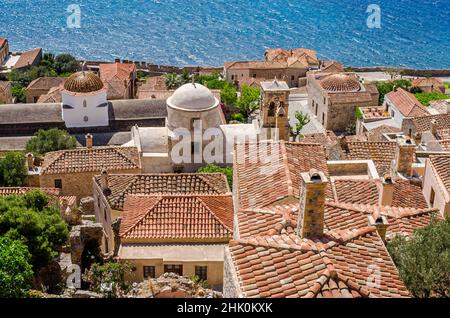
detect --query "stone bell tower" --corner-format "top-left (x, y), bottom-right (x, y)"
top-left (260, 78), bottom-right (290, 140)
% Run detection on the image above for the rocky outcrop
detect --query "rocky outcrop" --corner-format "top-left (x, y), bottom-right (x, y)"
top-left (126, 273), bottom-right (222, 298)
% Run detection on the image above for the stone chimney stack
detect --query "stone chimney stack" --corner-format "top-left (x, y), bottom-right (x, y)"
top-left (430, 119), bottom-right (438, 137)
top-left (297, 169), bottom-right (328, 238)
top-left (100, 169), bottom-right (110, 195)
top-left (379, 175), bottom-right (395, 206)
top-left (395, 136), bottom-right (416, 177)
top-left (368, 214), bottom-right (389, 243)
top-left (85, 133), bottom-right (93, 149)
top-left (26, 153), bottom-right (34, 171)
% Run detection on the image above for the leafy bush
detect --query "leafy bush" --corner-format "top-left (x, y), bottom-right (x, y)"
top-left (414, 92), bottom-right (450, 106)
top-left (236, 85), bottom-right (260, 119)
top-left (387, 216), bottom-right (449, 298)
top-left (25, 128), bottom-right (77, 155)
top-left (220, 82), bottom-right (237, 107)
top-left (0, 151), bottom-right (27, 187)
top-left (191, 275), bottom-right (208, 288)
top-left (83, 261), bottom-right (135, 298)
top-left (230, 113), bottom-right (245, 123)
top-left (11, 84), bottom-right (26, 103)
top-left (375, 79), bottom-right (412, 104)
top-left (0, 191), bottom-right (69, 269)
top-left (197, 164), bottom-right (233, 189)
top-left (0, 237), bottom-right (34, 298)
top-left (53, 54), bottom-right (79, 75)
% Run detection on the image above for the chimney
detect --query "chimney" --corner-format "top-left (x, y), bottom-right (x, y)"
top-left (379, 175), bottom-right (395, 206)
top-left (85, 133), bottom-right (93, 148)
top-left (395, 136), bottom-right (416, 177)
top-left (100, 169), bottom-right (111, 195)
top-left (368, 214), bottom-right (389, 243)
top-left (430, 119), bottom-right (438, 137)
top-left (26, 152), bottom-right (34, 171)
top-left (297, 169), bottom-right (328, 238)
top-left (114, 58), bottom-right (120, 63)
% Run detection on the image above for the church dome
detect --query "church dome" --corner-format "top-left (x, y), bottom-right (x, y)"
top-left (167, 83), bottom-right (219, 111)
top-left (63, 71), bottom-right (105, 94)
top-left (320, 74), bottom-right (361, 92)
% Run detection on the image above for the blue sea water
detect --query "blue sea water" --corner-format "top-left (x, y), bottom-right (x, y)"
top-left (0, 0), bottom-right (449, 68)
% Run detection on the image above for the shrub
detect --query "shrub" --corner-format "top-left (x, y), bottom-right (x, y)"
top-left (0, 237), bottom-right (34, 298)
top-left (387, 216), bottom-right (449, 298)
top-left (0, 191), bottom-right (69, 269)
top-left (25, 128), bottom-right (77, 155)
top-left (83, 261), bottom-right (135, 298)
top-left (414, 92), bottom-right (450, 106)
top-left (197, 164), bottom-right (233, 189)
top-left (0, 151), bottom-right (27, 187)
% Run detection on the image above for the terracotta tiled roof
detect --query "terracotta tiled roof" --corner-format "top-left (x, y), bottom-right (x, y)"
top-left (429, 155), bottom-right (450, 195)
top-left (329, 179), bottom-right (428, 209)
top-left (27, 77), bottom-right (65, 90)
top-left (412, 78), bottom-right (444, 89)
top-left (412, 113), bottom-right (450, 133)
top-left (63, 71), bottom-right (105, 94)
top-left (95, 173), bottom-right (230, 210)
top-left (234, 141), bottom-right (328, 210)
top-left (435, 129), bottom-right (450, 140)
top-left (36, 86), bottom-right (62, 103)
top-left (13, 48), bottom-right (42, 69)
top-left (41, 147), bottom-right (140, 175)
top-left (100, 63), bottom-right (135, 81)
top-left (0, 38), bottom-right (6, 48)
top-left (345, 141), bottom-right (397, 177)
top-left (320, 74), bottom-right (361, 92)
top-left (119, 194), bottom-right (233, 240)
top-left (228, 226), bottom-right (409, 298)
top-left (320, 61), bottom-right (344, 73)
top-left (385, 88), bottom-right (428, 117)
top-left (0, 187), bottom-right (60, 197)
top-left (366, 125), bottom-right (401, 142)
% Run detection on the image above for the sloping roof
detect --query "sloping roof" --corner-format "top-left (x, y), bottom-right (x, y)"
top-left (0, 187), bottom-right (60, 197)
top-left (429, 155), bottom-right (450, 195)
top-left (385, 88), bottom-right (428, 117)
top-left (320, 61), bottom-right (344, 73)
top-left (0, 81), bottom-right (11, 92)
top-left (94, 173), bottom-right (231, 210)
top-left (228, 226), bottom-right (409, 298)
top-left (345, 141), bottom-right (397, 177)
top-left (365, 125), bottom-right (402, 142)
top-left (119, 194), bottom-right (233, 240)
top-left (0, 103), bottom-right (63, 124)
top-left (100, 63), bottom-right (135, 82)
top-left (329, 179), bottom-right (429, 209)
top-left (234, 141), bottom-right (328, 210)
top-left (27, 77), bottom-right (65, 91)
top-left (0, 38), bottom-right (6, 48)
top-left (36, 86), bottom-right (62, 103)
top-left (412, 113), bottom-right (450, 133)
top-left (41, 147), bottom-right (140, 175)
top-left (13, 48), bottom-right (42, 69)
top-left (260, 80), bottom-right (289, 91)
top-left (412, 78), bottom-right (444, 88)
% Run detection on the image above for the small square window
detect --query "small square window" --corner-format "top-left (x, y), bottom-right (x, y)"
top-left (195, 266), bottom-right (207, 281)
top-left (143, 266), bottom-right (155, 279)
top-left (54, 179), bottom-right (62, 189)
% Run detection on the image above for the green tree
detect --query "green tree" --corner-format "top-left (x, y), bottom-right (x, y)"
top-left (83, 261), bottom-right (135, 298)
top-left (375, 79), bottom-right (412, 105)
top-left (197, 164), bottom-right (233, 189)
top-left (11, 84), bottom-right (26, 103)
top-left (220, 82), bottom-right (237, 107)
top-left (414, 92), bottom-right (450, 106)
top-left (290, 111), bottom-right (310, 141)
top-left (0, 191), bottom-right (69, 269)
top-left (0, 152), bottom-right (27, 187)
top-left (25, 128), bottom-right (77, 155)
top-left (0, 237), bottom-right (34, 298)
top-left (236, 85), bottom-right (260, 119)
top-left (163, 73), bottom-right (182, 89)
top-left (387, 216), bottom-right (450, 298)
top-left (53, 54), bottom-right (79, 75)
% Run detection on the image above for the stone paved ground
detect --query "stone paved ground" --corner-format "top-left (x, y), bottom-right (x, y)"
top-left (289, 93), bottom-right (325, 136)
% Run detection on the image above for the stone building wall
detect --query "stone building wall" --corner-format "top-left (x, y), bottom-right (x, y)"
top-left (222, 246), bottom-right (241, 298)
top-left (40, 168), bottom-right (141, 200)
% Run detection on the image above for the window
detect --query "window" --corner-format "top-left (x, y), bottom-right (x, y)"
top-left (315, 104), bottom-right (318, 116)
top-left (164, 264), bottom-right (183, 276)
top-left (195, 266), bottom-right (208, 281)
top-left (408, 129), bottom-right (412, 137)
top-left (268, 102), bottom-right (275, 117)
top-left (323, 97), bottom-right (326, 104)
top-left (104, 209), bottom-right (108, 222)
top-left (430, 188), bottom-right (436, 206)
top-left (253, 74), bottom-right (256, 78)
top-left (54, 179), bottom-right (62, 189)
top-left (143, 266), bottom-right (156, 279)
top-left (390, 109), bottom-right (395, 117)
top-left (322, 113), bottom-right (325, 125)
top-left (231, 75), bottom-right (234, 80)
top-left (291, 75), bottom-right (295, 81)
top-left (83, 116), bottom-right (89, 122)
top-left (83, 100), bottom-right (87, 108)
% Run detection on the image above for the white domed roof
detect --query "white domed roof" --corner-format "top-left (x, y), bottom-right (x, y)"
top-left (167, 83), bottom-right (219, 111)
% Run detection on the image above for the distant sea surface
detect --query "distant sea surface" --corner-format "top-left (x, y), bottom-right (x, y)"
top-left (1, 0), bottom-right (449, 68)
